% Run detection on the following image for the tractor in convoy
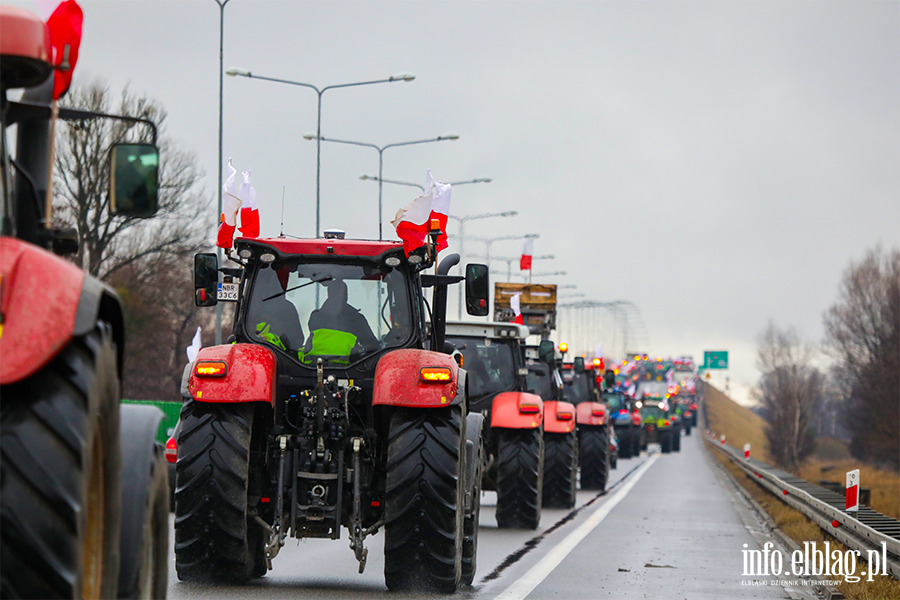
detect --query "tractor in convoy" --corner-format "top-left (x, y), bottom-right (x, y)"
top-left (559, 356), bottom-right (614, 492)
top-left (1, 4), bottom-right (169, 598)
top-left (604, 378), bottom-right (642, 459)
top-left (181, 230), bottom-right (490, 592)
top-left (444, 322), bottom-right (554, 523)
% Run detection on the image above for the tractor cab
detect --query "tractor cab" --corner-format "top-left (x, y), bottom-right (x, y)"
top-left (524, 344), bottom-right (563, 402)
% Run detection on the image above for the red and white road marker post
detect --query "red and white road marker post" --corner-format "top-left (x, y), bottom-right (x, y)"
top-left (720, 434), bottom-right (726, 446)
top-left (744, 443), bottom-right (750, 460)
top-left (845, 469), bottom-right (860, 512)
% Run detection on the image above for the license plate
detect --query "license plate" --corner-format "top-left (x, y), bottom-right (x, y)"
top-left (217, 282), bottom-right (239, 301)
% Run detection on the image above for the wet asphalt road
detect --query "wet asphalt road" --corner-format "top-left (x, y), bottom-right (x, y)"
top-left (166, 432), bottom-right (796, 599)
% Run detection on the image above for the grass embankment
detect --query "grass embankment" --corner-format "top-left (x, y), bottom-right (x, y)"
top-left (702, 383), bottom-right (900, 599)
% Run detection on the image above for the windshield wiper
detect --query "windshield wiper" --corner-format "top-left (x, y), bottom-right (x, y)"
top-left (262, 274), bottom-right (333, 301)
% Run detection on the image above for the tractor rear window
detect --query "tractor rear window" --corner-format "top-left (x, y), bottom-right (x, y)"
top-left (563, 372), bottom-right (590, 404)
top-left (601, 392), bottom-right (626, 411)
top-left (447, 336), bottom-right (516, 400)
top-left (246, 261), bottom-right (412, 367)
top-left (526, 365), bottom-right (553, 401)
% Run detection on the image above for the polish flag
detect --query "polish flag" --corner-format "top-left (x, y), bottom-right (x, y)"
top-left (45, 1), bottom-right (83, 100)
top-left (392, 170), bottom-right (451, 256)
top-left (186, 326), bottom-right (202, 364)
top-left (239, 169), bottom-right (260, 238)
top-left (520, 238), bottom-right (533, 270)
top-left (428, 171), bottom-right (451, 252)
top-left (216, 158), bottom-right (242, 249)
top-left (510, 293), bottom-right (524, 325)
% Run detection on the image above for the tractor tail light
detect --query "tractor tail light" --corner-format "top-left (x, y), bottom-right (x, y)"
top-left (195, 360), bottom-right (227, 377)
top-left (165, 437), bottom-right (177, 463)
top-left (519, 403), bottom-right (541, 414)
top-left (592, 408), bottom-right (605, 417)
top-left (556, 411), bottom-right (573, 421)
top-left (664, 420), bottom-right (670, 426)
top-left (420, 367), bottom-right (452, 382)
top-left (684, 411), bottom-right (692, 417)
top-left (691, 404), bottom-right (697, 410)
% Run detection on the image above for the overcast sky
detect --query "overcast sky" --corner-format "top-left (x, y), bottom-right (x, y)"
top-left (11, 0), bottom-right (899, 403)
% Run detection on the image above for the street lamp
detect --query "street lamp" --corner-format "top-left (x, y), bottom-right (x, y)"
top-left (443, 212), bottom-right (518, 318)
top-left (213, 0), bottom-right (232, 345)
top-left (226, 68), bottom-right (415, 237)
top-left (360, 175), bottom-right (492, 190)
top-left (303, 133), bottom-right (459, 240)
top-left (474, 254), bottom-right (555, 282)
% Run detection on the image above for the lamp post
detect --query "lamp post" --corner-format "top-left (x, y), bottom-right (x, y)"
top-left (443, 213), bottom-right (518, 318)
top-left (360, 175), bottom-right (492, 191)
top-left (473, 254), bottom-right (555, 281)
top-left (226, 68), bottom-right (415, 237)
top-left (213, 0), bottom-right (231, 345)
top-left (303, 133), bottom-right (459, 240)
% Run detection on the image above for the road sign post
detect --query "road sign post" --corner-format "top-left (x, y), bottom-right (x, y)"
top-left (846, 469), bottom-right (860, 512)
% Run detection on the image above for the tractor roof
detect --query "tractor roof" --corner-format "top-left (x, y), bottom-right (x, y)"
top-left (236, 237), bottom-right (403, 259)
top-left (445, 321), bottom-right (530, 341)
top-left (0, 6), bottom-right (52, 89)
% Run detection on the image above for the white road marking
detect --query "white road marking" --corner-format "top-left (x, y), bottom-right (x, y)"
top-left (494, 454), bottom-right (659, 600)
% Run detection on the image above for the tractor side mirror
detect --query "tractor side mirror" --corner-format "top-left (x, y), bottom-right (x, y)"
top-left (538, 339), bottom-right (554, 364)
top-left (194, 253), bottom-right (218, 307)
top-left (604, 369), bottom-right (616, 388)
top-left (573, 356), bottom-right (585, 374)
top-left (465, 263), bottom-right (489, 316)
top-left (109, 143), bottom-right (159, 218)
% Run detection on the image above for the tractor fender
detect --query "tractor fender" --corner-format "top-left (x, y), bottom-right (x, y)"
top-left (117, 404), bottom-right (165, 599)
top-left (372, 348), bottom-right (461, 408)
top-left (188, 344), bottom-right (276, 405)
top-left (544, 400), bottom-right (576, 433)
top-left (489, 391), bottom-right (543, 430)
top-left (576, 402), bottom-right (606, 427)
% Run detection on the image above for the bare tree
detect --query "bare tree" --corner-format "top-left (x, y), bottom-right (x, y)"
top-left (753, 322), bottom-right (822, 471)
top-left (51, 83), bottom-right (215, 400)
top-left (824, 247), bottom-right (900, 470)
top-left (52, 83), bottom-right (211, 278)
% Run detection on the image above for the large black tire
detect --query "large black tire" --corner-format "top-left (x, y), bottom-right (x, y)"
top-left (542, 431), bottom-right (577, 509)
top-left (684, 422), bottom-right (692, 436)
top-left (632, 430), bottom-right (642, 457)
top-left (579, 426), bottom-right (610, 491)
top-left (673, 428), bottom-right (682, 452)
top-left (660, 430), bottom-right (672, 453)
top-left (495, 428), bottom-right (543, 529)
top-left (616, 429), bottom-right (632, 459)
top-left (462, 413), bottom-right (484, 586)
top-left (384, 407), bottom-right (464, 593)
top-left (1, 324), bottom-right (122, 599)
top-left (175, 401), bottom-right (256, 583)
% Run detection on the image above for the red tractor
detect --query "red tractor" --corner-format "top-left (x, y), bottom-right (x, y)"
top-left (178, 231), bottom-right (489, 591)
top-left (1, 5), bottom-right (168, 598)
top-left (561, 356), bottom-right (613, 491)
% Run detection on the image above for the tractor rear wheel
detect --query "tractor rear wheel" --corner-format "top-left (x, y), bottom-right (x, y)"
top-left (384, 407), bottom-right (464, 593)
top-left (579, 426), bottom-right (610, 491)
top-left (0, 324), bottom-right (122, 599)
top-left (542, 431), bottom-right (577, 509)
top-left (496, 428), bottom-right (543, 529)
top-left (674, 428), bottom-right (682, 452)
top-left (617, 430), bottom-right (632, 459)
top-left (174, 402), bottom-right (257, 583)
top-left (660, 430), bottom-right (672, 453)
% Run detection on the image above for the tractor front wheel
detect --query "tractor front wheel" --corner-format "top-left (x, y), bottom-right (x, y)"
top-left (384, 407), bottom-right (464, 593)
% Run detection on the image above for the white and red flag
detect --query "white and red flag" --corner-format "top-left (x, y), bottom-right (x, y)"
top-left (239, 169), bottom-right (260, 238)
top-left (186, 326), bottom-right (202, 364)
top-left (41, 1), bottom-right (83, 100)
top-left (392, 170), bottom-right (451, 256)
top-left (520, 238), bottom-right (533, 270)
top-left (216, 158), bottom-right (242, 249)
top-left (510, 293), bottom-right (524, 325)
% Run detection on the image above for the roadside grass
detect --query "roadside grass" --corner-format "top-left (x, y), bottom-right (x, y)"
top-left (703, 382), bottom-right (771, 463)
top-left (702, 383), bottom-right (900, 598)
top-left (711, 449), bottom-right (900, 600)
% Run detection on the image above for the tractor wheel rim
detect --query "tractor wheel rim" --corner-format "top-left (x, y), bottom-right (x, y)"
top-left (82, 428), bottom-right (105, 600)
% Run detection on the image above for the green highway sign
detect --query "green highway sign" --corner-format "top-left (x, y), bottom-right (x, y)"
top-left (702, 351), bottom-right (728, 370)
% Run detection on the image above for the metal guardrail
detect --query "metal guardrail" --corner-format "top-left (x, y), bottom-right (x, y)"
top-left (705, 434), bottom-right (900, 580)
